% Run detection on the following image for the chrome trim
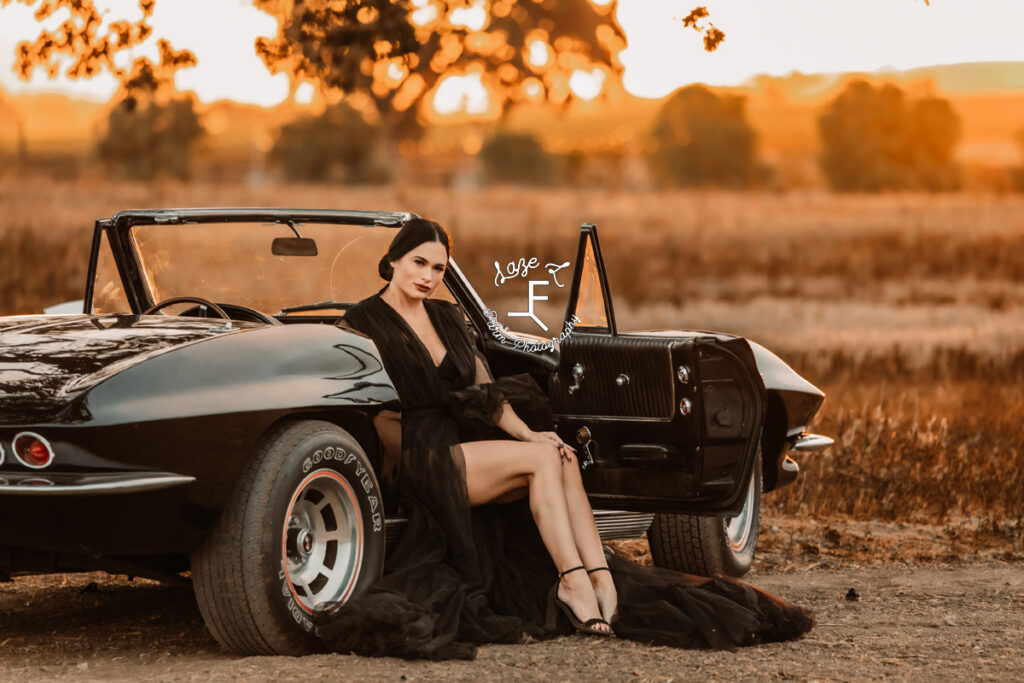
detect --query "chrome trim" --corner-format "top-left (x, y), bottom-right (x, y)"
top-left (0, 474), bottom-right (195, 495)
top-left (447, 258), bottom-right (489, 318)
top-left (11, 431), bottom-right (55, 470)
top-left (43, 299), bottom-right (86, 315)
top-left (0, 440), bottom-right (4, 466)
top-left (724, 471), bottom-right (757, 550)
top-left (679, 398), bottom-right (693, 416)
top-left (555, 414), bottom-right (675, 423)
top-left (592, 510), bottom-right (655, 540)
top-left (791, 434), bottom-right (834, 453)
top-left (385, 510), bottom-right (653, 552)
top-left (676, 364), bottom-right (691, 384)
top-left (568, 362), bottom-right (585, 394)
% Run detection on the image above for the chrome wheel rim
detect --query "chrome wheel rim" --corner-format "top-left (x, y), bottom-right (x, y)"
top-left (724, 472), bottom-right (756, 551)
top-left (282, 470), bottom-right (363, 613)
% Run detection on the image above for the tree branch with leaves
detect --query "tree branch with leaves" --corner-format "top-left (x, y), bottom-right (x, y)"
top-left (1, 0), bottom-right (196, 107)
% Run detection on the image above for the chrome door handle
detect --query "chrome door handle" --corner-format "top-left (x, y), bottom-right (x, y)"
top-left (568, 362), bottom-right (585, 395)
top-left (576, 425), bottom-right (595, 469)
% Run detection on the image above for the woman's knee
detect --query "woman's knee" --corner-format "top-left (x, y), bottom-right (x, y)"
top-left (528, 443), bottom-right (563, 477)
top-left (561, 453), bottom-right (583, 486)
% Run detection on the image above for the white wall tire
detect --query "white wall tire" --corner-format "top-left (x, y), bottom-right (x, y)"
top-left (191, 420), bottom-right (386, 655)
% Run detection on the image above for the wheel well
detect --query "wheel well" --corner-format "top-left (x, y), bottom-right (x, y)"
top-left (261, 409), bottom-right (383, 475)
top-left (761, 392), bottom-right (787, 493)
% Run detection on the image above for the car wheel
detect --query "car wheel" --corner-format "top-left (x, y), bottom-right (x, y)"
top-left (648, 447), bottom-right (762, 578)
top-left (191, 420), bottom-right (386, 655)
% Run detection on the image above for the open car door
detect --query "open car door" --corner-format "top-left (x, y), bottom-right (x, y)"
top-left (549, 224), bottom-right (767, 516)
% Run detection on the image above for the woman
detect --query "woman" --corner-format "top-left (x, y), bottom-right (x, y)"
top-left (318, 218), bottom-right (813, 660)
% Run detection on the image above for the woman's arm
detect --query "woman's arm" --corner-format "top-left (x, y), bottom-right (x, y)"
top-left (473, 353), bottom-right (573, 460)
top-left (495, 401), bottom-right (532, 441)
top-left (471, 353), bottom-right (530, 440)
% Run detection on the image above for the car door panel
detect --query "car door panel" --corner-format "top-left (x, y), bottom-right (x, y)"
top-left (549, 332), bottom-right (675, 420)
top-left (548, 224), bottom-right (766, 516)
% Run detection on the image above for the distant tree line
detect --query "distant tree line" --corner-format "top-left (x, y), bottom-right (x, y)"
top-left (470, 79), bottom-right (963, 192)
top-left (14, 75), bottom-right (975, 192)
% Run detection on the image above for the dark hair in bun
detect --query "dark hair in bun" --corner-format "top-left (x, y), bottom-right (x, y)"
top-left (377, 218), bottom-right (451, 282)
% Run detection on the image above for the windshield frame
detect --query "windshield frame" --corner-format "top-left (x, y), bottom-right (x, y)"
top-left (87, 208), bottom-right (496, 324)
top-left (91, 209), bottom-right (414, 314)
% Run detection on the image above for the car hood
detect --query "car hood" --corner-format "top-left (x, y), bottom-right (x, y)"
top-left (0, 314), bottom-right (257, 424)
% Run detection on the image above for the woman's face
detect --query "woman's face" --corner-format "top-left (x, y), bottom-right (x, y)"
top-left (390, 240), bottom-right (449, 300)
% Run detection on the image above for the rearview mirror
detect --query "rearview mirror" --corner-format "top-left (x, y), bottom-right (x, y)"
top-left (272, 237), bottom-right (318, 257)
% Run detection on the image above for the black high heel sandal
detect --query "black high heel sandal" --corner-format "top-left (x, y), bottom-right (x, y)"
top-left (586, 566), bottom-right (620, 625)
top-left (546, 565), bottom-right (615, 636)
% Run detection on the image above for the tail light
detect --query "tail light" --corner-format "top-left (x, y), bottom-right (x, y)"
top-left (12, 432), bottom-right (55, 469)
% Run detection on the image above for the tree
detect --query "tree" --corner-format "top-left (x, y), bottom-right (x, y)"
top-left (647, 84), bottom-right (757, 188)
top-left (4, 1), bottom-right (205, 178)
top-left (479, 131), bottom-right (558, 184)
top-left (251, 0), bottom-right (629, 178)
top-left (818, 80), bottom-right (961, 191)
top-left (268, 101), bottom-right (376, 182)
top-left (1, 0), bottom-right (197, 107)
top-left (0, 91), bottom-right (27, 167)
top-left (97, 96), bottom-right (204, 180)
top-left (1011, 128), bottom-right (1024, 192)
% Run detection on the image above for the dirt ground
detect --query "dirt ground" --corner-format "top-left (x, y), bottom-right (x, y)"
top-left (2, 515), bottom-right (1021, 682)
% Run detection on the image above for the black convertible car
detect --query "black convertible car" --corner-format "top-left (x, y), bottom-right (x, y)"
top-left (0, 209), bottom-right (831, 655)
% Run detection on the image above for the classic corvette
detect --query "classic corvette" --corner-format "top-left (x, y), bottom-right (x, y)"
top-left (0, 209), bottom-right (832, 655)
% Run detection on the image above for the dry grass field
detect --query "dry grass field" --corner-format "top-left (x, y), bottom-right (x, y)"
top-left (1, 175), bottom-right (1021, 541)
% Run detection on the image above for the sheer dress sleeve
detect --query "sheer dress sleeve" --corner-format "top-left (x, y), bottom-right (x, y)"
top-left (441, 302), bottom-right (554, 432)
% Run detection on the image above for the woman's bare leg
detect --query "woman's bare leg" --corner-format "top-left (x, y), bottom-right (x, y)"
top-left (461, 439), bottom-right (611, 633)
top-left (557, 452), bottom-right (618, 623)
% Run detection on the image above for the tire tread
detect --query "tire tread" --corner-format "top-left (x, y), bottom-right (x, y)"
top-left (192, 420), bottom-right (348, 655)
top-left (647, 447), bottom-right (763, 578)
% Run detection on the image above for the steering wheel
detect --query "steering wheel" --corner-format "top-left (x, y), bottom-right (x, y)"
top-left (183, 302), bottom-right (282, 326)
top-left (143, 296), bottom-right (230, 319)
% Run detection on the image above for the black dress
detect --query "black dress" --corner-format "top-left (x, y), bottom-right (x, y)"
top-left (317, 288), bottom-right (813, 660)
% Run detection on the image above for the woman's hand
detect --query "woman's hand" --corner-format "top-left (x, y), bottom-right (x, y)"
top-left (522, 430), bottom-right (577, 463)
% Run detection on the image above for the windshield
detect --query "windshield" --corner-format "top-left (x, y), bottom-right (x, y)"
top-left (127, 221), bottom-right (456, 315)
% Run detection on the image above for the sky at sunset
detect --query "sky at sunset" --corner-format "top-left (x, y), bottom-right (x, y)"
top-left (0, 0), bottom-right (1022, 108)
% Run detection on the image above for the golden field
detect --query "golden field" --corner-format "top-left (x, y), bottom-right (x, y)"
top-left (1, 176), bottom-right (1021, 538)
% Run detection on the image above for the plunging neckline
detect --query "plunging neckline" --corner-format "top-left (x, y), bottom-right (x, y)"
top-left (374, 292), bottom-right (449, 368)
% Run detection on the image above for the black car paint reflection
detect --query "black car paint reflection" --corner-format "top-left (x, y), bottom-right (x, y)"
top-left (0, 313), bottom-right (400, 562)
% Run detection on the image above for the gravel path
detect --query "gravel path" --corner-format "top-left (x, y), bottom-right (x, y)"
top-left (2, 560), bottom-right (1022, 681)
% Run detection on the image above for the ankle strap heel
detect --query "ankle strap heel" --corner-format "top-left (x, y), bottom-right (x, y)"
top-left (549, 565), bottom-right (614, 637)
top-left (558, 565), bottom-right (586, 580)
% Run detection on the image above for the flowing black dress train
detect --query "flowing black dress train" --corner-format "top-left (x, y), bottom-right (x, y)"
top-left (317, 288), bottom-right (813, 659)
